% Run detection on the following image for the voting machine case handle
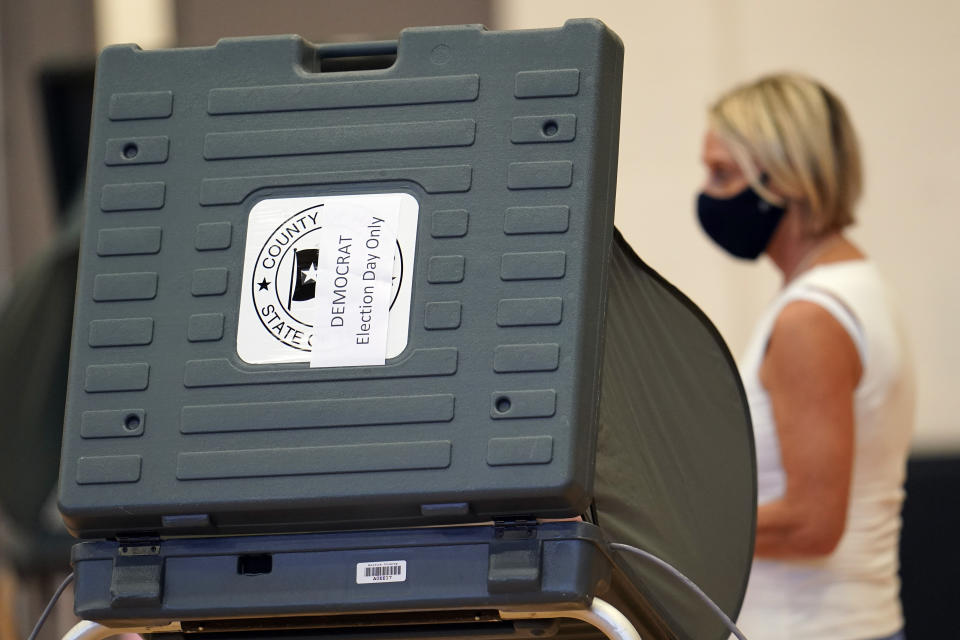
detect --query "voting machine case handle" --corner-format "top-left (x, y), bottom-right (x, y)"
top-left (299, 39), bottom-right (400, 74)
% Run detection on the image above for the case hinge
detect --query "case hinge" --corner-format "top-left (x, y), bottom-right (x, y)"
top-left (493, 516), bottom-right (538, 538)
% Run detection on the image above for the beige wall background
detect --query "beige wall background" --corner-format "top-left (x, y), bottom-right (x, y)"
top-left (497, 0), bottom-right (960, 452)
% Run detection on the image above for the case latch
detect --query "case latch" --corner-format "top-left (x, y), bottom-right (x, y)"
top-left (488, 517), bottom-right (541, 593)
top-left (110, 541), bottom-right (163, 606)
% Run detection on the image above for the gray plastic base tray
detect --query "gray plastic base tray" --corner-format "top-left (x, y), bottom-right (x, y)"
top-left (71, 522), bottom-right (671, 639)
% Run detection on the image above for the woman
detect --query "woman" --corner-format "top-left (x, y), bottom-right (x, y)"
top-left (697, 74), bottom-right (915, 640)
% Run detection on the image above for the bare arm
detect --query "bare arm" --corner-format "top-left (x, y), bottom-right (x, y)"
top-left (754, 300), bottom-right (862, 558)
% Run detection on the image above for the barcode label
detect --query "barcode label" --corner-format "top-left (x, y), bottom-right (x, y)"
top-left (356, 560), bottom-right (407, 584)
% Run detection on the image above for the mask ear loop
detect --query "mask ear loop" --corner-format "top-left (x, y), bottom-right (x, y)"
top-left (754, 171), bottom-right (790, 218)
top-left (753, 169), bottom-right (787, 212)
top-left (755, 172), bottom-right (789, 214)
top-left (713, 120), bottom-right (786, 209)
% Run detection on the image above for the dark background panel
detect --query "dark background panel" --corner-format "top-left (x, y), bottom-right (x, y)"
top-left (900, 456), bottom-right (960, 638)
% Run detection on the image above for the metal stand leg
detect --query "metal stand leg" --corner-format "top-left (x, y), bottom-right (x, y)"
top-left (500, 597), bottom-right (642, 640)
top-left (63, 598), bottom-right (639, 640)
top-left (61, 621), bottom-right (181, 640)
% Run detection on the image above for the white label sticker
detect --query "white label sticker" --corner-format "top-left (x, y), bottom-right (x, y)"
top-left (309, 207), bottom-right (399, 367)
top-left (356, 560), bottom-right (407, 584)
top-left (237, 193), bottom-right (418, 365)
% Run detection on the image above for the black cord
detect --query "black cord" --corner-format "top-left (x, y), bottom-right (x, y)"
top-left (26, 572), bottom-right (74, 640)
top-left (608, 543), bottom-right (748, 640)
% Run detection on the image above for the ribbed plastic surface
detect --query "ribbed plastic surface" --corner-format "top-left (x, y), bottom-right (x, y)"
top-left (59, 19), bottom-right (625, 538)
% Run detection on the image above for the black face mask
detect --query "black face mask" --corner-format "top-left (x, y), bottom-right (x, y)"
top-left (696, 186), bottom-right (786, 260)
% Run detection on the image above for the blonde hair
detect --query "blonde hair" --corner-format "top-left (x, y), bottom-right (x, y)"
top-left (709, 73), bottom-right (862, 234)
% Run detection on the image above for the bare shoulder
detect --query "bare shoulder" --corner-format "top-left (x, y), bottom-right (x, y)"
top-left (762, 300), bottom-right (862, 389)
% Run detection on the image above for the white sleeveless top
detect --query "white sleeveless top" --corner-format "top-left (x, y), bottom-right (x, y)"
top-left (736, 260), bottom-right (915, 640)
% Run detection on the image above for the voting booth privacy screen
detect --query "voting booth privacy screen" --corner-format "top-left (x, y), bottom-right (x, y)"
top-left (58, 19), bottom-right (755, 640)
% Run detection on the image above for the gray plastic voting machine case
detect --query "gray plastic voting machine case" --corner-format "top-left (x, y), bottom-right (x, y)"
top-left (58, 19), bottom-right (755, 640)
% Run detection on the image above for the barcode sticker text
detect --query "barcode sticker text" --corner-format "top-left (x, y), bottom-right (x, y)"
top-left (356, 560), bottom-right (407, 584)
